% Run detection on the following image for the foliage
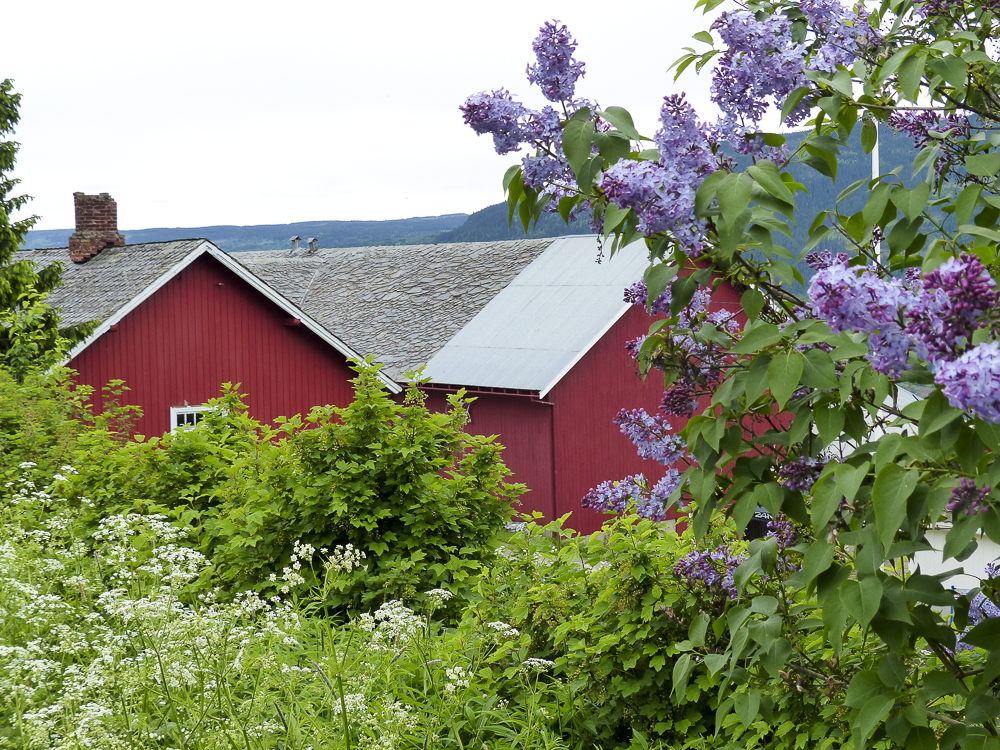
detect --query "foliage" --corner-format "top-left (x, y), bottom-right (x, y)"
top-left (465, 2), bottom-right (1000, 747)
top-left (0, 465), bottom-right (581, 750)
top-left (69, 364), bottom-right (524, 611)
top-left (0, 366), bottom-right (91, 482)
top-left (0, 79), bottom-right (91, 376)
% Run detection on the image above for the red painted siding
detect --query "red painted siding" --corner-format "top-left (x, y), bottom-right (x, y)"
top-left (422, 389), bottom-right (555, 520)
top-left (70, 254), bottom-right (356, 437)
top-left (548, 304), bottom-right (672, 533)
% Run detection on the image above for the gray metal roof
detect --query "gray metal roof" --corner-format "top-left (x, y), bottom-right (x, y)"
top-left (423, 236), bottom-right (651, 393)
top-left (14, 240), bottom-right (207, 326)
top-left (233, 239), bottom-right (554, 380)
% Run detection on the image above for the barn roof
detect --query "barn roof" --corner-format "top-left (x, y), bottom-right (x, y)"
top-left (16, 240), bottom-right (207, 327)
top-left (14, 239), bottom-right (401, 393)
top-left (233, 239), bottom-right (554, 380)
top-left (422, 236), bottom-right (650, 394)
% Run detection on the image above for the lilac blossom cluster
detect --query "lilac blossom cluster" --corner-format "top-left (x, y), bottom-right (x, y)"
top-left (623, 279), bottom-right (672, 314)
top-left (888, 110), bottom-right (972, 180)
top-left (711, 11), bottom-right (809, 152)
top-left (808, 253), bottom-right (1000, 421)
top-left (767, 513), bottom-right (799, 550)
top-left (800, 0), bottom-right (878, 73)
top-left (957, 591), bottom-right (1000, 651)
top-left (673, 546), bottom-right (746, 600)
top-left (614, 408), bottom-right (687, 465)
top-left (581, 471), bottom-right (680, 521)
top-left (597, 94), bottom-right (716, 246)
top-left (946, 479), bottom-right (992, 517)
top-left (777, 456), bottom-right (827, 493)
top-left (525, 21), bottom-right (585, 103)
top-left (460, 22), bottom-right (591, 213)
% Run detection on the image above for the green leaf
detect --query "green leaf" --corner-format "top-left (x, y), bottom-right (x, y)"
top-left (919, 389), bottom-right (964, 436)
top-left (767, 351), bottom-right (805, 409)
top-left (716, 173), bottom-right (754, 228)
top-left (603, 203), bottom-right (630, 236)
top-left (689, 613), bottom-right (710, 647)
top-left (861, 120), bottom-right (878, 155)
top-left (891, 183), bottom-right (931, 222)
top-left (695, 170), bottom-right (728, 216)
top-left (671, 654), bottom-right (694, 704)
top-left (872, 464), bottom-right (918, 553)
top-left (733, 323), bottom-right (782, 355)
top-left (599, 106), bottom-right (641, 141)
top-left (964, 617), bottom-right (1000, 650)
top-left (803, 542), bottom-right (835, 586)
top-left (692, 30), bottom-right (714, 45)
top-left (741, 289), bottom-right (766, 322)
top-left (644, 263), bottom-right (677, 308)
top-left (897, 53), bottom-right (926, 101)
top-left (863, 182), bottom-right (892, 226)
top-left (956, 184), bottom-right (983, 226)
top-left (745, 354), bottom-right (771, 406)
top-left (748, 160), bottom-right (796, 204)
top-left (815, 403), bottom-right (846, 446)
top-left (965, 153), bottom-right (1000, 179)
top-left (801, 348), bottom-right (839, 389)
top-left (562, 117), bottom-right (595, 176)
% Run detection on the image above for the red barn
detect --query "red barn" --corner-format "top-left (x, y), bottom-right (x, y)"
top-left (20, 193), bottom-right (739, 534)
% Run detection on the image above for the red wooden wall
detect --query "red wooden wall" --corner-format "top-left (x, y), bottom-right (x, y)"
top-left (70, 254), bottom-right (357, 437)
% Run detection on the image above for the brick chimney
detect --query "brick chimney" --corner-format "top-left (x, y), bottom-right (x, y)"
top-left (69, 192), bottom-right (126, 263)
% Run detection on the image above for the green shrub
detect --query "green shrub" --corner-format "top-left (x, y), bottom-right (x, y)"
top-left (464, 517), bottom-right (850, 749)
top-left (208, 364), bottom-right (525, 608)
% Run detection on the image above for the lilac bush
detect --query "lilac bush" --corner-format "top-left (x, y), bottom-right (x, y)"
top-left (466, 4), bottom-right (1000, 740)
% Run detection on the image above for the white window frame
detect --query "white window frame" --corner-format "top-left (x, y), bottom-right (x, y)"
top-left (170, 405), bottom-right (212, 433)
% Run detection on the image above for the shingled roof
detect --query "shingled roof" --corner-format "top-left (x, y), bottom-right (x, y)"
top-left (234, 239), bottom-right (554, 380)
top-left (15, 240), bottom-right (206, 327)
top-left (14, 239), bottom-right (401, 392)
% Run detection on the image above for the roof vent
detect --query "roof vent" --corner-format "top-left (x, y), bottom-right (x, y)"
top-left (290, 235), bottom-right (301, 253)
top-left (307, 237), bottom-right (318, 253)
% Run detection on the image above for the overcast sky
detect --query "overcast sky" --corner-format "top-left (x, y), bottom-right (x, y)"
top-left (6, 0), bottom-right (723, 231)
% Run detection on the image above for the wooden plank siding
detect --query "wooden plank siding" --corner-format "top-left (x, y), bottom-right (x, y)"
top-left (70, 254), bottom-right (357, 438)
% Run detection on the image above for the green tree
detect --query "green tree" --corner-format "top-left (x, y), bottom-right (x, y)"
top-left (0, 79), bottom-right (91, 379)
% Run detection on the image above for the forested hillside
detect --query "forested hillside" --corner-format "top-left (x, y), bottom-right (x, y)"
top-left (21, 214), bottom-right (469, 254)
top-left (22, 126), bottom-right (921, 257)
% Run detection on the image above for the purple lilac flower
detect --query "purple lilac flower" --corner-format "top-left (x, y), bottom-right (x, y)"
top-left (673, 546), bottom-right (746, 599)
top-left (805, 249), bottom-right (850, 270)
top-left (905, 254), bottom-right (998, 361)
top-left (957, 591), bottom-right (1000, 651)
top-left (947, 479), bottom-right (992, 517)
top-left (777, 456), bottom-right (827, 493)
top-left (808, 256), bottom-right (916, 374)
top-left (525, 21), bottom-right (586, 104)
top-left (581, 470), bottom-right (680, 521)
top-left (655, 94), bottom-right (717, 178)
top-left (986, 561), bottom-right (1000, 580)
top-left (614, 408), bottom-right (687, 465)
top-left (460, 89), bottom-right (530, 155)
top-left (767, 513), bottom-right (799, 550)
top-left (711, 11), bottom-right (809, 151)
top-left (624, 279), bottom-right (672, 314)
top-left (936, 342), bottom-right (1000, 423)
top-left (660, 384), bottom-right (699, 417)
top-left (800, 0), bottom-right (878, 73)
top-left (625, 335), bottom-right (647, 360)
top-left (889, 110), bottom-right (972, 180)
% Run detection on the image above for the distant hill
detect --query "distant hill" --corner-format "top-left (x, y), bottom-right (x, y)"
top-left (432, 201), bottom-right (593, 243)
top-left (21, 214), bottom-right (470, 254)
top-left (22, 125), bottom-right (922, 259)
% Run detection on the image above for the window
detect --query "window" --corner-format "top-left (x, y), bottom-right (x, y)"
top-left (170, 405), bottom-right (211, 432)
